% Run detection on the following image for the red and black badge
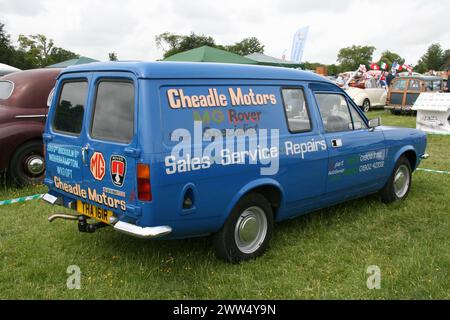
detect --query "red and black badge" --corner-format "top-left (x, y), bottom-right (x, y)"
top-left (110, 155), bottom-right (126, 187)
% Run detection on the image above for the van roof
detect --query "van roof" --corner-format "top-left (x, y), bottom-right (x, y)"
top-left (60, 61), bottom-right (330, 82)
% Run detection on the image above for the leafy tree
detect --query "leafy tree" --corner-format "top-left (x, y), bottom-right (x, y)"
top-left (415, 43), bottom-right (445, 72)
top-left (17, 34), bottom-right (78, 68)
top-left (50, 47), bottom-right (79, 64)
top-left (379, 50), bottom-right (405, 66)
top-left (441, 49), bottom-right (450, 69)
top-left (156, 32), bottom-right (265, 59)
top-left (109, 52), bottom-right (118, 61)
top-left (337, 45), bottom-right (376, 71)
top-left (156, 32), bottom-right (217, 58)
top-left (327, 64), bottom-right (340, 76)
top-left (0, 22), bottom-right (15, 66)
top-left (226, 37), bottom-right (264, 56)
top-left (17, 34), bottom-right (54, 67)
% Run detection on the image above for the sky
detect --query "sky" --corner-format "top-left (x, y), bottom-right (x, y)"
top-left (0, 0), bottom-right (449, 65)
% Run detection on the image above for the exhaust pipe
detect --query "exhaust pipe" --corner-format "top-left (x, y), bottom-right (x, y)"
top-left (48, 213), bottom-right (81, 222)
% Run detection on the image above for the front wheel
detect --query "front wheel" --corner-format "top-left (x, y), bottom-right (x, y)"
top-left (8, 140), bottom-right (45, 187)
top-left (362, 99), bottom-right (371, 112)
top-left (380, 156), bottom-right (412, 203)
top-left (213, 193), bottom-right (273, 263)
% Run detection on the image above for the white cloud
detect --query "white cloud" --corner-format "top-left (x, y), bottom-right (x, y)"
top-left (0, 0), bottom-right (46, 16)
top-left (0, 0), bottom-right (448, 66)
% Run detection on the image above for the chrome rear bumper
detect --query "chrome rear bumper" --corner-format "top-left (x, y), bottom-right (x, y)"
top-left (43, 193), bottom-right (172, 239)
top-left (113, 221), bottom-right (172, 239)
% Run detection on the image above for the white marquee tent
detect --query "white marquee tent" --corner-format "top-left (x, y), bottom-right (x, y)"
top-left (0, 63), bottom-right (21, 77)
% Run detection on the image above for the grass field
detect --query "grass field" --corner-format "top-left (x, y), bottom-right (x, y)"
top-left (0, 110), bottom-right (449, 299)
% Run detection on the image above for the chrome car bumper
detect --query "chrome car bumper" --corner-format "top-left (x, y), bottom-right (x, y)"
top-left (113, 221), bottom-right (172, 239)
top-left (43, 193), bottom-right (172, 239)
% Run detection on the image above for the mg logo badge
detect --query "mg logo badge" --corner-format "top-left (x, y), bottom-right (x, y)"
top-left (90, 152), bottom-right (105, 181)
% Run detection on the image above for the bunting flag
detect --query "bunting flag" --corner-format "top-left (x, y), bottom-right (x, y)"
top-left (403, 64), bottom-right (413, 73)
top-left (380, 62), bottom-right (388, 70)
top-left (391, 61), bottom-right (400, 75)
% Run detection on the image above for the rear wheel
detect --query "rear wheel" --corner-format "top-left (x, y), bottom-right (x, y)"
top-left (8, 140), bottom-right (45, 187)
top-left (362, 99), bottom-right (371, 112)
top-left (380, 156), bottom-right (412, 203)
top-left (213, 193), bottom-right (273, 263)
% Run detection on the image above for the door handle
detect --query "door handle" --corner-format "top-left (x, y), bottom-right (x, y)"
top-left (81, 145), bottom-right (89, 165)
top-left (331, 139), bottom-right (343, 148)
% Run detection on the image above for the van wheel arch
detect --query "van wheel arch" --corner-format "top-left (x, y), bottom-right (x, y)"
top-left (221, 182), bottom-right (284, 231)
top-left (242, 185), bottom-right (282, 220)
top-left (402, 150), bottom-right (417, 171)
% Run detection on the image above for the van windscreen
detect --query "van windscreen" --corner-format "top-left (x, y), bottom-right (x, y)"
top-left (91, 81), bottom-right (134, 144)
top-left (53, 81), bottom-right (88, 135)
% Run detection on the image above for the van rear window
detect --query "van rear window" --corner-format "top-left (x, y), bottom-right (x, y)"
top-left (91, 81), bottom-right (134, 143)
top-left (53, 81), bottom-right (88, 135)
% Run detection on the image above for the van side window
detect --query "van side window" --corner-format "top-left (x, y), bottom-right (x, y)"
top-left (315, 93), bottom-right (354, 132)
top-left (91, 81), bottom-right (134, 143)
top-left (281, 88), bottom-right (311, 132)
top-left (348, 104), bottom-right (368, 130)
top-left (53, 81), bottom-right (88, 135)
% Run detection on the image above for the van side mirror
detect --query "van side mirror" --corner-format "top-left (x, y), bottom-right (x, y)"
top-left (368, 117), bottom-right (381, 129)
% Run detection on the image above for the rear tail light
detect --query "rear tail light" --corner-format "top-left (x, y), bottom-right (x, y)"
top-left (137, 163), bottom-right (152, 201)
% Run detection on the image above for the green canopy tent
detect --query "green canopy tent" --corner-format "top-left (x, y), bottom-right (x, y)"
top-left (245, 53), bottom-right (302, 68)
top-left (45, 56), bottom-right (99, 68)
top-left (163, 46), bottom-right (258, 65)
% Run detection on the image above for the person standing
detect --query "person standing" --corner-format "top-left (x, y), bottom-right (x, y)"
top-left (386, 72), bottom-right (395, 87)
top-left (447, 68), bottom-right (450, 92)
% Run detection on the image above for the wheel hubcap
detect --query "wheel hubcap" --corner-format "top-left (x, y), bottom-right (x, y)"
top-left (363, 101), bottom-right (370, 112)
top-left (394, 165), bottom-right (410, 198)
top-left (25, 155), bottom-right (45, 176)
top-left (234, 206), bottom-right (267, 254)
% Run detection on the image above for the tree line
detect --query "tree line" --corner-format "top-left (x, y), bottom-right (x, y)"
top-left (155, 32), bottom-right (265, 58)
top-left (0, 22), bottom-right (79, 69)
top-left (1, 21), bottom-right (449, 74)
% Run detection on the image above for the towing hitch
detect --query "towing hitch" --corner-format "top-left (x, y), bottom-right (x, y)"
top-left (77, 215), bottom-right (108, 233)
top-left (48, 213), bottom-right (108, 233)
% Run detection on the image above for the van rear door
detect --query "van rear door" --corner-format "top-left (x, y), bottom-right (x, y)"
top-left (45, 74), bottom-right (91, 191)
top-left (79, 72), bottom-right (139, 219)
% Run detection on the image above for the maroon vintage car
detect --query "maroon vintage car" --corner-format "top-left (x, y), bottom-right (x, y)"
top-left (0, 68), bottom-right (61, 186)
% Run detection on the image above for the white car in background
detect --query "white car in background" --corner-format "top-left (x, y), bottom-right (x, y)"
top-left (345, 78), bottom-right (387, 112)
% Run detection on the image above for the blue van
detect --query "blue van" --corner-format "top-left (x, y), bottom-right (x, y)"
top-left (43, 62), bottom-right (428, 262)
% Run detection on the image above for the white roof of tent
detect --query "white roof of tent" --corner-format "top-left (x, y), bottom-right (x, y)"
top-left (0, 63), bottom-right (21, 75)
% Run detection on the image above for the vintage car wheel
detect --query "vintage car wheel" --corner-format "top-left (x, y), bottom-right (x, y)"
top-left (9, 140), bottom-right (45, 187)
top-left (213, 193), bottom-right (273, 263)
top-left (362, 99), bottom-right (371, 112)
top-left (380, 156), bottom-right (412, 203)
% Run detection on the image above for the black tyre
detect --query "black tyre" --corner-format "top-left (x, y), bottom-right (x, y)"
top-left (8, 140), bottom-right (45, 187)
top-left (213, 193), bottom-right (274, 263)
top-left (362, 99), bottom-right (371, 112)
top-left (380, 156), bottom-right (412, 204)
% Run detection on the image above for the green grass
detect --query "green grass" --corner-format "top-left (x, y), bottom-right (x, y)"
top-left (0, 111), bottom-right (449, 299)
